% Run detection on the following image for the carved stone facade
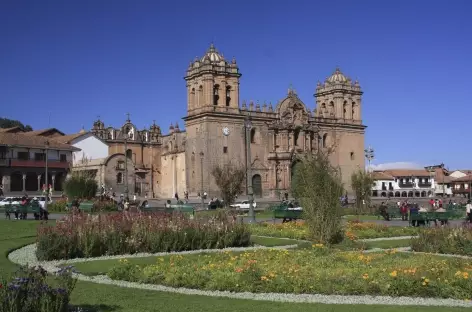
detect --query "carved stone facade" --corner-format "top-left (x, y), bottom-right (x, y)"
top-left (91, 44), bottom-right (366, 198)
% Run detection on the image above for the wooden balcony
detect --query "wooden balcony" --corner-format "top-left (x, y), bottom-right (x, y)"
top-left (0, 158), bottom-right (9, 167)
top-left (10, 158), bottom-right (71, 169)
top-left (398, 182), bottom-right (414, 188)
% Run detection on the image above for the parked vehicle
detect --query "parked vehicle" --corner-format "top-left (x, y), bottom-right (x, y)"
top-left (230, 200), bottom-right (257, 210)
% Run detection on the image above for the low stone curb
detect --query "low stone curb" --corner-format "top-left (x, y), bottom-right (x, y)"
top-left (8, 244), bottom-right (472, 308)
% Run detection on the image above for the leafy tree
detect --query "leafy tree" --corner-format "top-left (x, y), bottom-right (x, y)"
top-left (350, 169), bottom-right (374, 219)
top-left (0, 117), bottom-right (33, 131)
top-left (291, 153), bottom-right (344, 244)
top-left (63, 171), bottom-right (98, 200)
top-left (211, 161), bottom-right (246, 207)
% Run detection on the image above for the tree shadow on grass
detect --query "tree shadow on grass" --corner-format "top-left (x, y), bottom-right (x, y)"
top-left (71, 304), bottom-right (119, 312)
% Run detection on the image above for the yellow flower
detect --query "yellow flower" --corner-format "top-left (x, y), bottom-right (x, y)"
top-left (389, 270), bottom-right (398, 277)
top-left (261, 276), bottom-right (268, 281)
top-left (362, 273), bottom-right (369, 280)
top-left (312, 243), bottom-right (324, 248)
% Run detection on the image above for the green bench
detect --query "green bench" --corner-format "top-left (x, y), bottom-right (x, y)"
top-left (66, 201), bottom-right (94, 212)
top-left (409, 211), bottom-right (453, 226)
top-left (272, 204), bottom-right (303, 222)
top-left (386, 205), bottom-right (400, 219)
top-left (4, 203), bottom-right (42, 220)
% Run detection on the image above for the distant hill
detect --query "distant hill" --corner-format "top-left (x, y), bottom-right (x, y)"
top-left (0, 118), bottom-right (33, 131)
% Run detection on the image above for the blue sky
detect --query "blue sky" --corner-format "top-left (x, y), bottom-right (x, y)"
top-left (1, 0), bottom-right (471, 169)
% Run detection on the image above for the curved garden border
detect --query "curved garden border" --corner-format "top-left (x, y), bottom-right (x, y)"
top-left (8, 240), bottom-right (472, 308)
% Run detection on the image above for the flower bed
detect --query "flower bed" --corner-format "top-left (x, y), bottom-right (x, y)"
top-left (249, 221), bottom-right (419, 241)
top-left (105, 247), bottom-right (472, 299)
top-left (36, 212), bottom-right (251, 261)
top-left (411, 226), bottom-right (472, 256)
top-left (0, 265), bottom-right (76, 312)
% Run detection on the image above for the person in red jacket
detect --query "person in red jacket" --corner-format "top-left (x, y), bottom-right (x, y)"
top-left (400, 202), bottom-right (408, 221)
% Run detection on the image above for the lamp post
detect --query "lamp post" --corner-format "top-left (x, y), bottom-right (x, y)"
top-left (364, 146), bottom-right (374, 173)
top-left (199, 152), bottom-right (204, 210)
top-left (124, 133), bottom-right (129, 199)
top-left (244, 116), bottom-right (256, 223)
top-left (44, 140), bottom-right (49, 212)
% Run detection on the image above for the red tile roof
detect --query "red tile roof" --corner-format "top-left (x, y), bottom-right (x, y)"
top-left (0, 132), bottom-right (80, 151)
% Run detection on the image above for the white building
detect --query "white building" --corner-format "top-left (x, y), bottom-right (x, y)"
top-left (371, 169), bottom-right (436, 198)
top-left (55, 130), bottom-right (109, 165)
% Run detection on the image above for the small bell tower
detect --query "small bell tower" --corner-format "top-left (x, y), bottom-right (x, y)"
top-left (184, 44), bottom-right (241, 116)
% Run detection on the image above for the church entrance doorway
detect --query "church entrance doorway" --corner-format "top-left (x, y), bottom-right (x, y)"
top-left (252, 174), bottom-right (262, 197)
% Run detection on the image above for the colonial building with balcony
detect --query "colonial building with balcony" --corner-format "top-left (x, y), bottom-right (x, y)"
top-left (371, 169), bottom-right (436, 198)
top-left (450, 174), bottom-right (472, 198)
top-left (0, 129), bottom-right (79, 193)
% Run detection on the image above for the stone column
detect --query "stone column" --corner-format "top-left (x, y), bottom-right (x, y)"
top-left (3, 175), bottom-right (10, 193)
top-left (37, 175), bottom-right (41, 191)
top-left (52, 174), bottom-right (56, 191)
top-left (22, 173), bottom-right (26, 192)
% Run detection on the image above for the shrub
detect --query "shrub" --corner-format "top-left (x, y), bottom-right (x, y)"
top-left (106, 248), bottom-right (472, 299)
top-left (0, 265), bottom-right (76, 312)
top-left (350, 169), bottom-right (374, 218)
top-left (211, 161), bottom-right (246, 207)
top-left (411, 226), bottom-right (472, 256)
top-left (62, 173), bottom-right (98, 199)
top-left (36, 212), bottom-right (251, 261)
top-left (48, 199), bottom-right (68, 213)
top-left (291, 153), bottom-right (344, 244)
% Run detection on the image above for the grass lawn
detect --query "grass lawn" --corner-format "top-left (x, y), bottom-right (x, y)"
top-left (0, 220), bottom-right (469, 312)
top-left (364, 238), bottom-right (412, 249)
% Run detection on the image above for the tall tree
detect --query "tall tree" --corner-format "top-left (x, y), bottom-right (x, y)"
top-left (0, 118), bottom-right (33, 131)
top-left (350, 169), bottom-right (374, 219)
top-left (211, 161), bottom-right (246, 207)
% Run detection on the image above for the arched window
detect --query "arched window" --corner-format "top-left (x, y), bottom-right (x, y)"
top-left (116, 172), bottom-right (124, 184)
top-left (250, 128), bottom-right (256, 143)
top-left (328, 101), bottom-right (335, 116)
top-left (126, 149), bottom-right (132, 160)
top-left (294, 128), bottom-right (300, 146)
top-left (198, 85), bottom-right (203, 106)
top-left (190, 88), bottom-right (195, 107)
top-left (225, 86), bottom-right (231, 106)
top-left (343, 101), bottom-right (347, 119)
top-left (350, 151), bottom-right (354, 160)
top-left (322, 133), bottom-right (328, 148)
top-left (213, 84), bottom-right (220, 105)
top-left (352, 102), bottom-right (357, 120)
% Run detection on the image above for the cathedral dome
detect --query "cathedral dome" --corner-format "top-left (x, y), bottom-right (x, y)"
top-left (200, 43), bottom-right (225, 63)
top-left (326, 67), bottom-right (348, 83)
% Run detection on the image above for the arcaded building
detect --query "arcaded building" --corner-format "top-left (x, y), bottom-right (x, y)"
top-left (88, 44), bottom-right (366, 199)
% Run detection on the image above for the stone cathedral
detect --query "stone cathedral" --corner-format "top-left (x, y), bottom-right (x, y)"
top-left (91, 44), bottom-right (366, 199)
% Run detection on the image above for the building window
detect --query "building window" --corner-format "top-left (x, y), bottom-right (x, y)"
top-left (116, 172), bottom-right (124, 184)
top-left (250, 128), bottom-right (256, 143)
top-left (225, 86), bottom-right (231, 106)
top-left (350, 152), bottom-right (354, 160)
top-left (34, 153), bottom-right (45, 161)
top-left (223, 146), bottom-right (228, 154)
top-left (117, 161), bottom-right (125, 170)
top-left (17, 152), bottom-right (29, 160)
top-left (60, 154), bottom-right (67, 162)
top-left (213, 84), bottom-right (220, 105)
top-left (322, 133), bottom-right (328, 148)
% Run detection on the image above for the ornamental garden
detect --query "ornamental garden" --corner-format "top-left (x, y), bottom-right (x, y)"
top-left (2, 156), bottom-right (472, 312)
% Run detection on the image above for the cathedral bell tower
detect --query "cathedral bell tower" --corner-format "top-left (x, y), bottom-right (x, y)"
top-left (184, 44), bottom-right (241, 116)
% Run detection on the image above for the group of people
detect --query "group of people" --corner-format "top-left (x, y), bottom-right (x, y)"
top-left (379, 198), bottom-right (472, 225)
top-left (9, 195), bottom-right (49, 221)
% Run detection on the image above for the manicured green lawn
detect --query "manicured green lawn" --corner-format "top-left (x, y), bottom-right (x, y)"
top-left (0, 220), bottom-right (468, 312)
top-left (364, 238), bottom-right (412, 249)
